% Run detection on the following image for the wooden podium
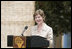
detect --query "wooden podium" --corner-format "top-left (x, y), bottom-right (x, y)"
top-left (7, 35), bottom-right (49, 48)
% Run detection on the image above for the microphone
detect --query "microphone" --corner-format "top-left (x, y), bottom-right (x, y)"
top-left (21, 26), bottom-right (28, 36)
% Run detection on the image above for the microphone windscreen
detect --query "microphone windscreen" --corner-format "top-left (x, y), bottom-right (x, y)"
top-left (25, 26), bottom-right (28, 30)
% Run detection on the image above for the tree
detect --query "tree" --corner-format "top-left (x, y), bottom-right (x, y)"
top-left (35, 1), bottom-right (71, 36)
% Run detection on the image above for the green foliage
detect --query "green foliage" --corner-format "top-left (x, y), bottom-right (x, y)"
top-left (35, 1), bottom-right (71, 36)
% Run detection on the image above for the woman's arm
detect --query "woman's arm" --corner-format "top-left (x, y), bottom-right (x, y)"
top-left (47, 28), bottom-right (54, 48)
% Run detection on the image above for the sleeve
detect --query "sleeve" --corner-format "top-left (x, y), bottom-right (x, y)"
top-left (47, 28), bottom-right (54, 48)
top-left (30, 26), bottom-right (35, 36)
top-left (30, 26), bottom-right (33, 36)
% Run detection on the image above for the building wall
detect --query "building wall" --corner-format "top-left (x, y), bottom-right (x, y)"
top-left (54, 35), bottom-right (62, 48)
top-left (62, 33), bottom-right (71, 48)
top-left (1, 1), bottom-right (35, 48)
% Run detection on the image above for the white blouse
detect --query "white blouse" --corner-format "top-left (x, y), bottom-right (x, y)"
top-left (30, 23), bottom-right (53, 48)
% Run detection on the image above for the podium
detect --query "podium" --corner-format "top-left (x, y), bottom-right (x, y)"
top-left (7, 35), bottom-right (49, 48)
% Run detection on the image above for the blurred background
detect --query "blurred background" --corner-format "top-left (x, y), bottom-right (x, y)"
top-left (35, 1), bottom-right (71, 48)
top-left (1, 1), bottom-right (71, 48)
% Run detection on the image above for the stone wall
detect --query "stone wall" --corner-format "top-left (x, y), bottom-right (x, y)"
top-left (1, 1), bottom-right (35, 48)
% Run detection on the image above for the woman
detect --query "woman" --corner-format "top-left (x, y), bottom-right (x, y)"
top-left (31, 9), bottom-right (53, 48)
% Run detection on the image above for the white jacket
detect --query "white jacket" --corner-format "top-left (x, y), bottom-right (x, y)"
top-left (31, 23), bottom-right (53, 48)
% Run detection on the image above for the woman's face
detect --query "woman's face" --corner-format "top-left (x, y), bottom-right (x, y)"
top-left (35, 14), bottom-right (43, 25)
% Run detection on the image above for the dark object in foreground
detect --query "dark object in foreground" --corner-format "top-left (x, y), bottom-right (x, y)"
top-left (7, 35), bottom-right (49, 48)
top-left (30, 36), bottom-right (49, 48)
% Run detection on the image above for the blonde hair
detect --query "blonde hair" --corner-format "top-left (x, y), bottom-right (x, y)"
top-left (33, 9), bottom-right (46, 22)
